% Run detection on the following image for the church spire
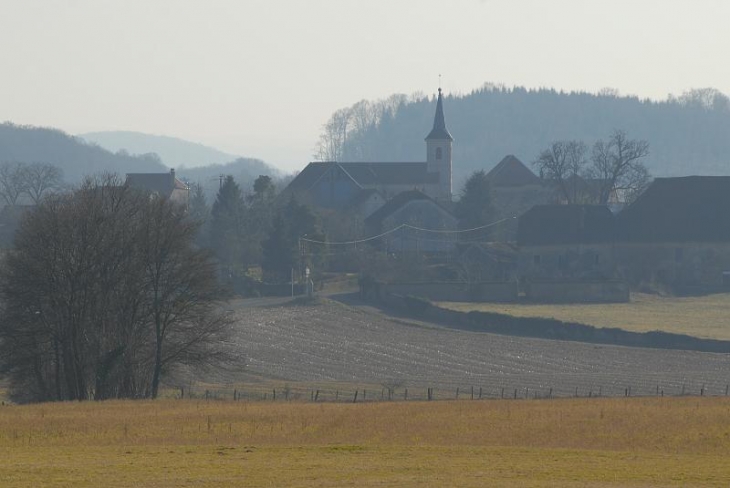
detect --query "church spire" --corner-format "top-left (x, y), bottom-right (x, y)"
top-left (425, 87), bottom-right (453, 141)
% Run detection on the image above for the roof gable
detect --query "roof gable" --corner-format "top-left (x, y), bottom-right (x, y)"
top-left (486, 155), bottom-right (541, 187)
top-left (284, 162), bottom-right (336, 194)
top-left (364, 189), bottom-right (454, 226)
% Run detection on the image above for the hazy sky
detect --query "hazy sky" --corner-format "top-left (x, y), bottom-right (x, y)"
top-left (1, 0), bottom-right (729, 171)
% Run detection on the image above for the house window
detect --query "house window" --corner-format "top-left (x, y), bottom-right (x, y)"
top-left (675, 247), bottom-right (683, 262)
top-left (435, 147), bottom-right (443, 160)
top-left (533, 255), bottom-right (541, 265)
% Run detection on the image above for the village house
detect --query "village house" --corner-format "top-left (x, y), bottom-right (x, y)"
top-left (516, 176), bottom-right (730, 297)
top-left (125, 168), bottom-right (189, 206)
top-left (517, 204), bottom-right (617, 281)
top-left (615, 176), bottom-right (730, 292)
top-left (364, 189), bottom-right (458, 254)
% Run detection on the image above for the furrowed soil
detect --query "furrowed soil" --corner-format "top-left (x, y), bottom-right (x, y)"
top-left (222, 298), bottom-right (730, 399)
top-left (1, 398), bottom-right (730, 487)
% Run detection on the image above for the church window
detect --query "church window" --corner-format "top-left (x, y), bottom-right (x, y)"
top-left (435, 147), bottom-right (442, 160)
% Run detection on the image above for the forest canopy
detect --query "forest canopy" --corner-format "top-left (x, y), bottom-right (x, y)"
top-left (315, 85), bottom-right (730, 186)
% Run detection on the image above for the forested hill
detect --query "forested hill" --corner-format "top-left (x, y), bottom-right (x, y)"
top-left (329, 86), bottom-right (730, 185)
top-left (0, 122), bottom-right (167, 181)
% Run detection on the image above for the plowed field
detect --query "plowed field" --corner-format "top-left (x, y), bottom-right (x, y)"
top-left (230, 299), bottom-right (730, 398)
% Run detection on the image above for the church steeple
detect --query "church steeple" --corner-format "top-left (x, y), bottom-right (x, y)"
top-left (425, 88), bottom-right (453, 141)
top-left (425, 87), bottom-right (453, 201)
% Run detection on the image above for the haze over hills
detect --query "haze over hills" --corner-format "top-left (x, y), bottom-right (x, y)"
top-left (325, 85), bottom-right (730, 187)
top-left (79, 131), bottom-right (243, 169)
top-left (0, 122), bottom-right (167, 182)
top-left (0, 124), bottom-right (281, 198)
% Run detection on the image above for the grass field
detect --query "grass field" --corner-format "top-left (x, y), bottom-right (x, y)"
top-left (2, 397), bottom-right (730, 487)
top-left (437, 292), bottom-right (730, 340)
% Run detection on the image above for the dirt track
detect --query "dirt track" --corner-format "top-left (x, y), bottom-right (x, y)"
top-left (229, 297), bottom-right (730, 398)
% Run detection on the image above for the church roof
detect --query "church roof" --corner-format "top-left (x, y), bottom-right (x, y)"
top-left (285, 161), bottom-right (439, 195)
top-left (425, 88), bottom-right (453, 141)
top-left (340, 162), bottom-right (438, 185)
top-left (486, 155), bottom-right (541, 187)
top-left (284, 162), bottom-right (339, 194)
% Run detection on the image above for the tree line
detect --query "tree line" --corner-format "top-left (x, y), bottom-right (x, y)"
top-left (190, 174), bottom-right (324, 287)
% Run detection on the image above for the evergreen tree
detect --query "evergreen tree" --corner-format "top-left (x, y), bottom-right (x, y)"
top-left (188, 182), bottom-right (210, 246)
top-left (455, 170), bottom-right (493, 230)
top-left (262, 197), bottom-right (324, 282)
top-left (210, 175), bottom-right (246, 273)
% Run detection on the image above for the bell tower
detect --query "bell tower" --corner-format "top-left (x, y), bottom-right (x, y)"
top-left (425, 87), bottom-right (453, 201)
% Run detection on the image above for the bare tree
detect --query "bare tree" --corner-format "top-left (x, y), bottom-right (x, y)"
top-left (314, 107), bottom-right (351, 161)
top-left (533, 140), bottom-right (588, 204)
top-left (0, 162), bottom-right (29, 206)
top-left (676, 88), bottom-right (730, 112)
top-left (23, 162), bottom-right (63, 204)
top-left (0, 174), bottom-right (233, 402)
top-left (589, 130), bottom-right (650, 205)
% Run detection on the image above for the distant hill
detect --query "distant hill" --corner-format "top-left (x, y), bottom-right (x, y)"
top-left (325, 85), bottom-right (730, 188)
top-left (78, 131), bottom-right (243, 169)
top-left (0, 122), bottom-right (166, 182)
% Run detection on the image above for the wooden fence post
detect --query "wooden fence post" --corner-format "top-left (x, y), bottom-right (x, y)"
top-left (353, 390), bottom-right (358, 403)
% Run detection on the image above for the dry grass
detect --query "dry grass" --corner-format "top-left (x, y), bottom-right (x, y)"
top-left (1, 397), bottom-right (730, 487)
top-left (437, 292), bottom-right (730, 340)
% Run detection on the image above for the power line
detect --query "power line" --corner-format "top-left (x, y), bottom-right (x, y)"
top-left (299, 216), bottom-right (516, 246)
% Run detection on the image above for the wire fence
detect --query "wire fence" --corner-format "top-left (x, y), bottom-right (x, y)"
top-left (175, 381), bottom-right (729, 403)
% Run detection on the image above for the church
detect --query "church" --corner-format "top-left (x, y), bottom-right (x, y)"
top-left (283, 88), bottom-right (455, 221)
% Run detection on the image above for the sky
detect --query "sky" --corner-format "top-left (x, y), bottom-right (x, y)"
top-left (1, 0), bottom-right (729, 172)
